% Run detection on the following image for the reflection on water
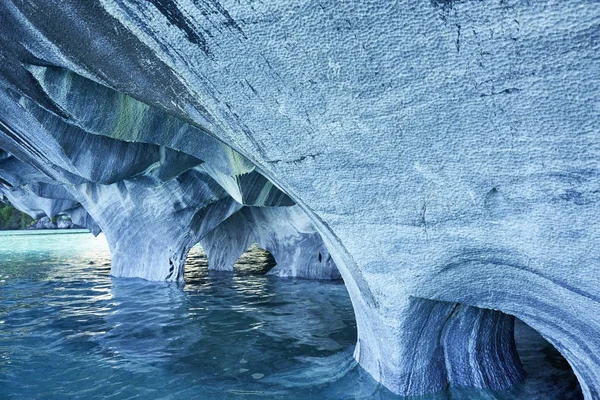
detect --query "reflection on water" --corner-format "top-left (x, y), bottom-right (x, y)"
top-left (0, 231), bottom-right (582, 399)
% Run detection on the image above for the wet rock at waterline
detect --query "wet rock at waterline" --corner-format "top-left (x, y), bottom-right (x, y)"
top-left (0, 1), bottom-right (598, 398)
top-left (31, 216), bottom-right (76, 230)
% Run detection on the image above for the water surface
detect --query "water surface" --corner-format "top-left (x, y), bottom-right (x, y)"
top-left (0, 231), bottom-right (582, 399)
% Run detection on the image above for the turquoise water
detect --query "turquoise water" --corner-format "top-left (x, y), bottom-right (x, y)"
top-left (0, 231), bottom-right (582, 399)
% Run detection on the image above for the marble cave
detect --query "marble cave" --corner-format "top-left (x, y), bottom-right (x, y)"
top-left (0, 1), bottom-right (598, 399)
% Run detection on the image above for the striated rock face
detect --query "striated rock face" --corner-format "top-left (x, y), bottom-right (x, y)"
top-left (381, 298), bottom-right (526, 394)
top-left (0, 1), bottom-right (599, 397)
top-left (72, 169), bottom-right (244, 281)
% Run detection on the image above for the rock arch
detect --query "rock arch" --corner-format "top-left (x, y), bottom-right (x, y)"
top-left (415, 254), bottom-right (600, 398)
top-left (0, 1), bottom-right (598, 398)
top-left (199, 205), bottom-right (340, 280)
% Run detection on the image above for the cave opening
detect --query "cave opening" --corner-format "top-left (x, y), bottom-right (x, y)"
top-left (511, 318), bottom-right (583, 400)
top-left (418, 298), bottom-right (585, 399)
top-left (399, 297), bottom-right (584, 398)
top-left (182, 242), bottom-right (278, 284)
top-left (231, 243), bottom-right (277, 275)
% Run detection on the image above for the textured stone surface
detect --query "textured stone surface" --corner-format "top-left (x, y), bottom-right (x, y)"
top-left (0, 1), bottom-right (598, 397)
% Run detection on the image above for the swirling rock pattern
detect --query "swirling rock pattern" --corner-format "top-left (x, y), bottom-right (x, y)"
top-left (0, 1), bottom-right (598, 397)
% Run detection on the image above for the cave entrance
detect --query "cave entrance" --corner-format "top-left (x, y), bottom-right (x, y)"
top-left (233, 243), bottom-right (277, 275)
top-left (405, 298), bottom-right (582, 398)
top-left (511, 318), bottom-right (583, 399)
top-left (182, 243), bottom-right (277, 283)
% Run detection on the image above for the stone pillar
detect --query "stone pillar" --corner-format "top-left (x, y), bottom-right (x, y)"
top-left (72, 169), bottom-right (242, 281)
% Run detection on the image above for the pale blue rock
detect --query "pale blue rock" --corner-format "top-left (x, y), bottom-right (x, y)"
top-left (0, 1), bottom-right (598, 398)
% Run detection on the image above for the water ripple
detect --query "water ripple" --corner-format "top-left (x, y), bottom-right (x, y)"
top-left (0, 233), bottom-right (583, 399)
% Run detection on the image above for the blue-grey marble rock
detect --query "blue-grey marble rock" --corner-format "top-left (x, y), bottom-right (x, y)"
top-left (70, 169), bottom-right (243, 281)
top-left (441, 303), bottom-right (525, 390)
top-left (0, 155), bottom-right (101, 233)
top-left (24, 65), bottom-right (294, 207)
top-left (200, 205), bottom-right (340, 279)
top-left (390, 298), bottom-right (526, 394)
top-left (0, 1), bottom-right (598, 398)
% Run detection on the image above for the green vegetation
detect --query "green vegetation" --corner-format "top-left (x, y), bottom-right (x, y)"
top-left (0, 203), bottom-right (34, 230)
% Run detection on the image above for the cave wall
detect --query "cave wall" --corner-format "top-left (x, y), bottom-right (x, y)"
top-left (0, 0), bottom-right (598, 397)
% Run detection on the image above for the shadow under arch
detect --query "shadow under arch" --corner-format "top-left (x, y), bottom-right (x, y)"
top-left (196, 206), bottom-right (341, 280)
top-left (414, 252), bottom-right (599, 399)
top-left (513, 318), bottom-right (583, 399)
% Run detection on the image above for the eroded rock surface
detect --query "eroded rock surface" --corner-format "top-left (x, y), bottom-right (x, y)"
top-left (0, 1), bottom-right (598, 398)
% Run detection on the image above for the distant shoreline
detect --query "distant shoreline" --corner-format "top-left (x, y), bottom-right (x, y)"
top-left (0, 229), bottom-right (91, 236)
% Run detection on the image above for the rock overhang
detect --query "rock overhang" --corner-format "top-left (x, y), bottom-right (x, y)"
top-left (0, 1), bottom-right (598, 397)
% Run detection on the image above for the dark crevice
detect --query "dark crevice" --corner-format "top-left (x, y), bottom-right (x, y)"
top-left (147, 0), bottom-right (211, 55)
top-left (165, 258), bottom-right (175, 280)
top-left (480, 88), bottom-right (521, 97)
top-left (266, 153), bottom-right (322, 165)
